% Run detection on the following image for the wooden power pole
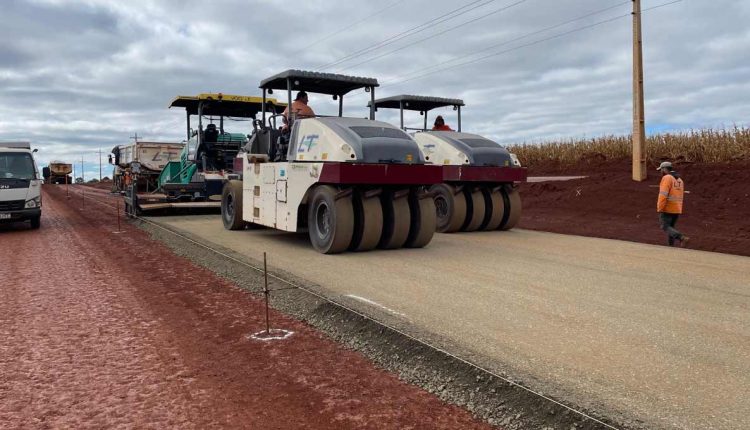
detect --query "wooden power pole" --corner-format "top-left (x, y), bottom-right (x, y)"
top-left (632, 0), bottom-right (647, 181)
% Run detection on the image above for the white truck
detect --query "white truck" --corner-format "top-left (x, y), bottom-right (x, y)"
top-left (0, 142), bottom-right (42, 229)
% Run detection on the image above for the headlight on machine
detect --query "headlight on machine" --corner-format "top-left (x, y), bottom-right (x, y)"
top-left (509, 153), bottom-right (522, 167)
top-left (25, 197), bottom-right (41, 208)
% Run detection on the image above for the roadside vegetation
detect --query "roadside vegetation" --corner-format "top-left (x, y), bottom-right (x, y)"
top-left (509, 126), bottom-right (750, 168)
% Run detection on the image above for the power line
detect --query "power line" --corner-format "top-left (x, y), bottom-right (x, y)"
top-left (291, 0), bottom-right (406, 55)
top-left (315, 0), bottom-right (497, 71)
top-left (382, 0), bottom-right (631, 83)
top-left (383, 0), bottom-right (683, 88)
top-left (336, 0), bottom-right (529, 73)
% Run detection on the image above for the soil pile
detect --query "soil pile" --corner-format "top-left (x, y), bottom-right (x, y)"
top-left (520, 159), bottom-right (750, 256)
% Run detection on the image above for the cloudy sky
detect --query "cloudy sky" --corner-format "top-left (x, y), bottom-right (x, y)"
top-left (1, 0), bottom-right (748, 178)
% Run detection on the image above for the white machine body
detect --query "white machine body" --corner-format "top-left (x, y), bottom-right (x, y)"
top-left (239, 117), bottom-right (424, 232)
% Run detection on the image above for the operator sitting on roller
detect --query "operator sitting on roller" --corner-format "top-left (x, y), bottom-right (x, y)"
top-left (282, 91), bottom-right (315, 129)
top-left (432, 115), bottom-right (453, 131)
top-left (656, 161), bottom-right (689, 247)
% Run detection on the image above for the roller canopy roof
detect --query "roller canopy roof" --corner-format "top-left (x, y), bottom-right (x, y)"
top-left (259, 69), bottom-right (379, 96)
top-left (369, 95), bottom-right (464, 112)
top-left (169, 93), bottom-right (285, 117)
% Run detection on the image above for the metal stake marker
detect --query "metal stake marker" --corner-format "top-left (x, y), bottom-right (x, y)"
top-left (264, 252), bottom-right (270, 335)
top-left (81, 186), bottom-right (85, 209)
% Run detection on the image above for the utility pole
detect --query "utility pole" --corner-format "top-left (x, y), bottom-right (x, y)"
top-left (98, 148), bottom-right (102, 181)
top-left (632, 0), bottom-right (647, 181)
top-left (81, 155), bottom-right (85, 183)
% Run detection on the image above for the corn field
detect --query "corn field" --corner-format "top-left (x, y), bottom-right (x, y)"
top-left (508, 126), bottom-right (750, 167)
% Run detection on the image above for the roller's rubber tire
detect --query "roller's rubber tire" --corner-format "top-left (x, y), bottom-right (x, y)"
top-left (479, 188), bottom-right (505, 231)
top-left (349, 192), bottom-right (383, 252)
top-left (221, 180), bottom-right (245, 230)
top-left (308, 186), bottom-right (354, 254)
top-left (499, 187), bottom-right (522, 230)
top-left (461, 189), bottom-right (486, 232)
top-left (405, 194), bottom-right (437, 248)
top-left (430, 183), bottom-right (466, 233)
top-left (30, 216), bottom-right (41, 229)
top-left (379, 191), bottom-right (411, 249)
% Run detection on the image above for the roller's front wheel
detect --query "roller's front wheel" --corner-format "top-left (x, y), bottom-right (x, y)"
top-left (379, 191), bottom-right (411, 249)
top-left (480, 188), bottom-right (505, 231)
top-left (308, 186), bottom-right (354, 254)
top-left (221, 180), bottom-right (245, 230)
top-left (405, 193), bottom-right (436, 248)
top-left (461, 189), bottom-right (485, 232)
top-left (499, 187), bottom-right (522, 230)
top-left (430, 184), bottom-right (465, 233)
top-left (349, 191), bottom-right (383, 252)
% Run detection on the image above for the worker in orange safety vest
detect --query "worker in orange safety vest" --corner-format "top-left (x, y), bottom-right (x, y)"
top-left (656, 161), bottom-right (689, 247)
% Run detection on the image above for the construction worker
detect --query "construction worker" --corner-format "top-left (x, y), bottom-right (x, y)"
top-left (432, 115), bottom-right (453, 131)
top-left (656, 161), bottom-right (689, 247)
top-left (283, 91), bottom-right (315, 124)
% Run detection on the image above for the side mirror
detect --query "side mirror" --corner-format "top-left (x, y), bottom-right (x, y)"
top-left (32, 148), bottom-right (38, 153)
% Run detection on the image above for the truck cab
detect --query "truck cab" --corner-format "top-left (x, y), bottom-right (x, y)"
top-left (0, 142), bottom-right (42, 229)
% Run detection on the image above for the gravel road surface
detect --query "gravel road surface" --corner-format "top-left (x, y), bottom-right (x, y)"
top-left (150, 214), bottom-right (750, 430)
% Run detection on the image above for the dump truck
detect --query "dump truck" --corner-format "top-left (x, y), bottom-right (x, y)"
top-left (124, 93), bottom-right (284, 215)
top-left (42, 161), bottom-right (73, 185)
top-left (221, 70), bottom-right (443, 254)
top-left (369, 95), bottom-right (526, 233)
top-left (110, 140), bottom-right (183, 193)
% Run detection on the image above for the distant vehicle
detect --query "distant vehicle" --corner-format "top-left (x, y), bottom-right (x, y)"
top-left (124, 93), bottom-right (285, 215)
top-left (0, 142), bottom-right (42, 229)
top-left (109, 140), bottom-right (183, 193)
top-left (42, 161), bottom-right (73, 185)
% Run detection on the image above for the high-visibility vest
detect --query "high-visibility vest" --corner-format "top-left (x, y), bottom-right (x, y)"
top-left (657, 174), bottom-right (684, 214)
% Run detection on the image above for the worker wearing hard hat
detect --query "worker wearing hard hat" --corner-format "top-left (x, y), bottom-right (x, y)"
top-left (656, 161), bottom-right (689, 247)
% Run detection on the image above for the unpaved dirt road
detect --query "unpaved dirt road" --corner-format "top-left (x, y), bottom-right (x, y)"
top-left (0, 187), bottom-right (489, 429)
top-left (151, 214), bottom-right (750, 430)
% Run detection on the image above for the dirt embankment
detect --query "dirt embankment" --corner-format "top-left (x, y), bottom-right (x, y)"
top-left (520, 159), bottom-right (750, 256)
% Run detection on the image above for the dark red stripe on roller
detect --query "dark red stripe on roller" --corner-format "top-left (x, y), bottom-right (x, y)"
top-left (319, 163), bottom-right (443, 185)
top-left (443, 166), bottom-right (527, 183)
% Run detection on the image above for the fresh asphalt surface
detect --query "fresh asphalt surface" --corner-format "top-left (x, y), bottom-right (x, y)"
top-left (148, 215), bottom-right (749, 430)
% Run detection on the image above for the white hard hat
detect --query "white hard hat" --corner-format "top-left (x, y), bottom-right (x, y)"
top-left (656, 161), bottom-right (672, 171)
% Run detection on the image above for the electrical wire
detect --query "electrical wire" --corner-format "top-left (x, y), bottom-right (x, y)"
top-left (315, 0), bottom-right (497, 71)
top-left (291, 0), bottom-right (407, 55)
top-left (336, 0), bottom-right (529, 73)
top-left (381, 0), bottom-right (631, 84)
top-left (383, 0), bottom-right (683, 88)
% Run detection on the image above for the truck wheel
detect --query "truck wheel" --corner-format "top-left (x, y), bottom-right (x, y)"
top-left (378, 191), bottom-right (411, 249)
top-left (480, 188), bottom-right (505, 231)
top-left (222, 180), bottom-right (245, 230)
top-left (30, 216), bottom-right (41, 229)
top-left (499, 187), bottom-right (522, 230)
top-left (461, 188), bottom-right (485, 232)
top-left (430, 184), bottom-right (465, 233)
top-left (405, 192), bottom-right (436, 248)
top-left (308, 186), bottom-right (354, 254)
